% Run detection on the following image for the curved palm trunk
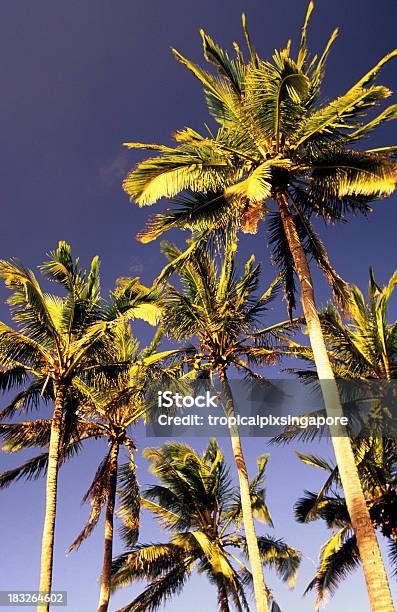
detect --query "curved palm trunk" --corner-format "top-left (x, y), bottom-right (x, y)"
top-left (97, 441), bottom-right (119, 612)
top-left (218, 582), bottom-right (231, 612)
top-left (218, 366), bottom-right (269, 612)
top-left (38, 383), bottom-right (65, 612)
top-left (277, 192), bottom-right (394, 612)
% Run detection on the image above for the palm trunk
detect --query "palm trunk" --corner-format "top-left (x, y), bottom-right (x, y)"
top-left (218, 366), bottom-right (269, 612)
top-left (97, 441), bottom-right (119, 612)
top-left (218, 582), bottom-right (231, 612)
top-left (38, 383), bottom-right (65, 612)
top-left (277, 192), bottom-right (394, 612)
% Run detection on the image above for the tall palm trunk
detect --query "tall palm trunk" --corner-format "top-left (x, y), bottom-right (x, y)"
top-left (277, 191), bottom-right (394, 612)
top-left (38, 383), bottom-right (65, 612)
top-left (97, 441), bottom-right (119, 612)
top-left (218, 582), bottom-right (231, 612)
top-left (218, 366), bottom-right (269, 612)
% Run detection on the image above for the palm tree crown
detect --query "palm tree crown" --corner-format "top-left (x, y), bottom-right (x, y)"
top-left (122, 3), bottom-right (396, 313)
top-left (112, 439), bottom-right (301, 612)
top-left (0, 241), bottom-right (161, 419)
top-left (295, 437), bottom-right (397, 608)
top-left (291, 268), bottom-right (397, 380)
top-left (161, 239), bottom-right (292, 375)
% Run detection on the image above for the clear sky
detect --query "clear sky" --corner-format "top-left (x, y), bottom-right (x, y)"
top-left (0, 1), bottom-right (396, 611)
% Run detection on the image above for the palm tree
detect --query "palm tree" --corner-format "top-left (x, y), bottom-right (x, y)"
top-left (121, 5), bottom-right (397, 608)
top-left (275, 269), bottom-right (397, 606)
top-left (294, 437), bottom-right (397, 610)
top-left (0, 242), bottom-right (161, 611)
top-left (111, 439), bottom-right (301, 611)
top-left (68, 325), bottom-right (183, 612)
top-left (0, 401), bottom-right (137, 612)
top-left (159, 238), bottom-right (296, 612)
top-left (0, 323), bottom-right (181, 612)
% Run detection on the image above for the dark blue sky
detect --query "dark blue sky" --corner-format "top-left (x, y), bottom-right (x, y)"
top-left (0, 1), bottom-right (396, 610)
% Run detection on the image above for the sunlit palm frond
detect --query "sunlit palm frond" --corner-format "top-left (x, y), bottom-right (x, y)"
top-left (0, 420), bottom-right (51, 452)
top-left (304, 532), bottom-right (359, 606)
top-left (115, 439), bottom-right (300, 610)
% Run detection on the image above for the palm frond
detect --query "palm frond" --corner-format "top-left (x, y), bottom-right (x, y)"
top-left (123, 144), bottom-right (234, 206)
top-left (0, 452), bottom-right (49, 488)
top-left (254, 536), bottom-right (301, 587)
top-left (114, 561), bottom-right (192, 612)
top-left (267, 212), bottom-right (297, 318)
top-left (0, 378), bottom-right (49, 420)
top-left (118, 457), bottom-right (140, 548)
top-left (67, 451), bottom-right (112, 552)
top-left (305, 532), bottom-right (359, 605)
top-left (111, 543), bottom-right (189, 589)
top-left (0, 365), bottom-right (29, 391)
top-left (172, 49), bottom-right (242, 127)
top-left (0, 420), bottom-right (51, 452)
top-left (308, 149), bottom-right (396, 199)
top-left (0, 259), bottom-right (60, 348)
top-left (200, 29), bottom-right (244, 94)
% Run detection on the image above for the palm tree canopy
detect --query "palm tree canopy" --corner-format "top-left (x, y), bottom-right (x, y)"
top-left (122, 3), bottom-right (396, 314)
top-left (111, 439), bottom-right (301, 612)
top-left (68, 323), bottom-right (185, 553)
top-left (290, 268), bottom-right (397, 380)
top-left (294, 437), bottom-right (397, 606)
top-left (0, 241), bottom-right (162, 418)
top-left (270, 268), bottom-right (397, 443)
top-left (0, 322), bottom-right (184, 545)
top-left (161, 238), bottom-right (296, 378)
